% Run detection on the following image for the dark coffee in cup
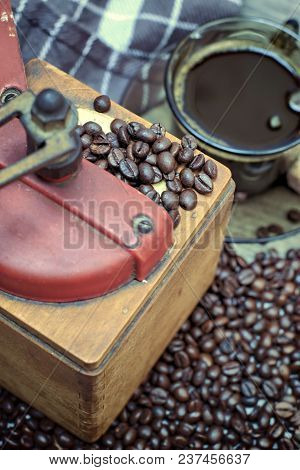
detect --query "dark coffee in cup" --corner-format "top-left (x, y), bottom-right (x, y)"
top-left (176, 50), bottom-right (299, 151)
top-left (166, 18), bottom-right (300, 194)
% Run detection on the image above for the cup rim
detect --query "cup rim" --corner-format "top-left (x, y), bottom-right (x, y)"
top-left (165, 16), bottom-right (300, 157)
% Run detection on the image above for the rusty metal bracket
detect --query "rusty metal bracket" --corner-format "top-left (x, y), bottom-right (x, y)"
top-left (0, 89), bottom-right (81, 187)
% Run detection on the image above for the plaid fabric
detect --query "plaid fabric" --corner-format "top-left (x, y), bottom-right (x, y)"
top-left (11, 0), bottom-right (242, 114)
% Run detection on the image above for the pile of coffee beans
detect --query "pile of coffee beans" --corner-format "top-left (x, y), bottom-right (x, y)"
top-left (256, 224), bottom-right (284, 238)
top-left (256, 208), bottom-right (300, 239)
top-left (0, 245), bottom-right (299, 450)
top-left (287, 209), bottom-right (300, 224)
top-left (76, 120), bottom-right (218, 228)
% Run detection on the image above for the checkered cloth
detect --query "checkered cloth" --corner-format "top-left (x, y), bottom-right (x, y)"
top-left (12, 0), bottom-right (242, 115)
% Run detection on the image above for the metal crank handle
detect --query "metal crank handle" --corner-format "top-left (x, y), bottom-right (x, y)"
top-left (0, 88), bottom-right (82, 188)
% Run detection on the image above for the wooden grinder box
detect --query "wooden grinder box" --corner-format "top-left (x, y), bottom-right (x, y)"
top-left (0, 60), bottom-right (234, 442)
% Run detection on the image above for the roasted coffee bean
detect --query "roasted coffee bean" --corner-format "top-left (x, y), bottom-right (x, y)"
top-left (180, 168), bottom-right (195, 188)
top-left (161, 191), bottom-right (179, 211)
top-left (174, 351), bottom-right (190, 368)
top-left (126, 141), bottom-right (135, 160)
top-left (138, 163), bottom-right (155, 184)
top-left (270, 423), bottom-right (284, 439)
top-left (150, 388), bottom-right (168, 405)
top-left (123, 428), bottom-right (137, 446)
top-left (34, 431), bottom-right (52, 449)
top-left (152, 136), bottom-right (172, 154)
top-left (207, 365), bottom-right (220, 380)
top-left (279, 438), bottom-right (295, 450)
top-left (287, 208), bottom-right (300, 223)
top-left (157, 152), bottom-right (176, 174)
top-left (189, 153), bottom-right (205, 171)
top-left (57, 431), bottom-right (74, 449)
top-left (90, 143), bottom-right (110, 156)
top-left (20, 435), bottom-right (34, 449)
top-left (181, 134), bottom-right (197, 150)
top-left (258, 437), bottom-right (272, 449)
top-left (135, 127), bottom-right (157, 144)
top-left (203, 159), bottom-right (218, 179)
top-left (179, 189), bottom-right (197, 211)
top-left (84, 121), bottom-right (102, 136)
top-left (194, 172), bottom-right (213, 194)
top-left (110, 118), bottom-right (127, 134)
top-left (252, 277), bottom-right (266, 292)
top-left (80, 133), bottom-right (93, 149)
top-left (262, 380), bottom-right (278, 399)
top-left (222, 361), bottom-right (240, 377)
top-left (152, 166), bottom-right (163, 183)
top-left (145, 153), bottom-right (157, 166)
top-left (275, 401), bottom-right (295, 418)
top-left (173, 386), bottom-right (189, 402)
top-left (169, 142), bottom-right (180, 159)
top-left (167, 178), bottom-right (182, 194)
top-left (108, 148), bottom-right (124, 170)
top-left (94, 94), bottom-right (111, 113)
top-left (207, 425), bottom-right (222, 444)
top-left (241, 380), bottom-right (257, 397)
top-left (150, 123), bottom-right (166, 138)
top-left (168, 209), bottom-right (181, 229)
top-left (268, 224), bottom-right (284, 235)
top-left (231, 415), bottom-right (245, 434)
top-left (139, 185), bottom-right (160, 204)
top-left (237, 269), bottom-right (255, 286)
top-left (117, 126), bottom-right (131, 147)
top-left (127, 121), bottom-right (145, 139)
top-left (163, 170), bottom-right (176, 181)
top-left (132, 141), bottom-right (149, 160)
top-left (2, 399), bottom-right (15, 415)
top-left (82, 148), bottom-right (97, 162)
top-left (106, 131), bottom-right (119, 148)
top-left (139, 184), bottom-right (155, 196)
top-left (177, 148), bottom-right (194, 165)
top-left (119, 159), bottom-right (139, 180)
top-left (200, 337), bottom-right (216, 353)
top-left (97, 159), bottom-right (109, 170)
top-left (39, 418), bottom-right (54, 433)
top-left (256, 226), bottom-right (269, 238)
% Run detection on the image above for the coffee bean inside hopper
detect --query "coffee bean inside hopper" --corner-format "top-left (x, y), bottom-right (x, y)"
top-left (81, 109), bottom-right (218, 228)
top-left (157, 152), bottom-right (176, 174)
top-left (180, 168), bottom-right (195, 188)
top-left (138, 162), bottom-right (155, 184)
top-left (179, 189), bottom-right (197, 210)
top-left (132, 141), bottom-right (150, 160)
top-left (119, 159), bottom-right (139, 180)
top-left (194, 172), bottom-right (213, 194)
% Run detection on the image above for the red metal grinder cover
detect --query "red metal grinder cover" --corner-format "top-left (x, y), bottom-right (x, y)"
top-left (0, 1), bottom-right (173, 302)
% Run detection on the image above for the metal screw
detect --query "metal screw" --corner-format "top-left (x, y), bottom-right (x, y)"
top-left (0, 87), bottom-right (21, 105)
top-left (133, 215), bottom-right (154, 235)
